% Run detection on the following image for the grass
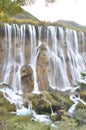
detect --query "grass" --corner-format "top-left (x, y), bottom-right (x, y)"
top-left (0, 113), bottom-right (50, 130)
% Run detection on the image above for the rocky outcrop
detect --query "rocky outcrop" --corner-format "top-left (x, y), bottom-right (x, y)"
top-left (0, 92), bottom-right (16, 115)
top-left (23, 90), bottom-right (72, 114)
top-left (20, 65), bottom-right (34, 93)
top-left (37, 43), bottom-right (49, 91)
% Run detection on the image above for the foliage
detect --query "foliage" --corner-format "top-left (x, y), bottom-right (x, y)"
top-left (53, 20), bottom-right (86, 33)
top-left (0, 2), bottom-right (40, 24)
top-left (55, 111), bottom-right (86, 130)
top-left (0, 0), bottom-right (56, 9)
top-left (81, 72), bottom-right (86, 77)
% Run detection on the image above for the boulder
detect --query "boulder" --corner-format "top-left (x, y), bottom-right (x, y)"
top-left (23, 91), bottom-right (72, 115)
top-left (20, 65), bottom-right (34, 93)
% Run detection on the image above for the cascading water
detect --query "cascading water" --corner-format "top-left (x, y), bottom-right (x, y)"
top-left (66, 29), bottom-right (85, 85)
top-left (28, 25), bottom-right (41, 94)
top-left (0, 24), bottom-right (86, 93)
top-left (1, 24), bottom-right (41, 94)
top-left (47, 26), bottom-right (71, 90)
top-left (3, 24), bottom-right (12, 85)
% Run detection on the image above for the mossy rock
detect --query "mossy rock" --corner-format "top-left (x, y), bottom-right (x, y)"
top-left (81, 72), bottom-right (86, 77)
top-left (0, 92), bottom-right (16, 115)
top-left (73, 108), bottom-right (86, 125)
top-left (48, 91), bottom-right (72, 111)
top-left (23, 93), bottom-right (51, 114)
top-left (79, 90), bottom-right (86, 102)
top-left (23, 90), bottom-right (73, 114)
top-left (79, 82), bottom-right (86, 90)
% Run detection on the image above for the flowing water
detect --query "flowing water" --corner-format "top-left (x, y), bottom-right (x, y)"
top-left (0, 23), bottom-right (86, 93)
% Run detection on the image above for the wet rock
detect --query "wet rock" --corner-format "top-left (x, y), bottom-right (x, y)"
top-left (0, 83), bottom-right (10, 89)
top-left (82, 118), bottom-right (86, 124)
top-left (20, 65), bottom-right (34, 93)
top-left (50, 109), bottom-right (65, 121)
top-left (37, 43), bottom-right (49, 91)
top-left (23, 91), bottom-right (72, 114)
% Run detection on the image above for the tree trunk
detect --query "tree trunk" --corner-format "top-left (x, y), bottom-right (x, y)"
top-left (2, 0), bottom-right (5, 8)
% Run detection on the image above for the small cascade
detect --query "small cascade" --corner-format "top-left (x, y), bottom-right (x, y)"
top-left (0, 87), bottom-right (23, 108)
top-left (68, 94), bottom-right (86, 116)
top-left (45, 99), bottom-right (54, 115)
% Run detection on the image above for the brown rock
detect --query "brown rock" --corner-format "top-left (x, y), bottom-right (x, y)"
top-left (20, 65), bottom-right (34, 93)
top-left (37, 43), bottom-right (49, 91)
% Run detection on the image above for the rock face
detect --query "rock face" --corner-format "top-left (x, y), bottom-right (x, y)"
top-left (37, 43), bottom-right (49, 91)
top-left (20, 65), bottom-right (34, 93)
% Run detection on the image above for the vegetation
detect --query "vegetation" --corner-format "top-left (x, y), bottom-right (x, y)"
top-left (53, 20), bottom-right (86, 33)
top-left (0, 114), bottom-right (50, 130)
top-left (0, 0), bottom-right (56, 12)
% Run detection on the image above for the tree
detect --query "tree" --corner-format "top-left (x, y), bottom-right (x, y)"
top-left (0, 0), bottom-right (11, 11)
top-left (14, 0), bottom-right (56, 5)
top-left (0, 0), bottom-right (56, 12)
top-left (0, 0), bottom-right (56, 8)
top-left (13, 0), bottom-right (35, 5)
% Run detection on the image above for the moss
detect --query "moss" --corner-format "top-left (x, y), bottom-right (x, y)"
top-left (42, 91), bottom-right (57, 106)
top-left (79, 82), bottom-right (86, 90)
top-left (23, 90), bottom-right (73, 115)
top-left (23, 93), bottom-right (51, 114)
top-left (0, 92), bottom-right (16, 114)
top-left (50, 91), bottom-right (72, 110)
top-left (80, 90), bottom-right (86, 97)
top-left (0, 113), bottom-right (51, 130)
top-left (81, 72), bottom-right (86, 77)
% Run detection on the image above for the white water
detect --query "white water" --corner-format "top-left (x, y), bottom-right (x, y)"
top-left (47, 26), bottom-right (71, 90)
top-left (11, 106), bottom-right (33, 116)
top-left (28, 25), bottom-right (42, 94)
top-left (0, 87), bottom-right (23, 108)
top-left (68, 94), bottom-right (86, 116)
top-left (66, 29), bottom-right (85, 85)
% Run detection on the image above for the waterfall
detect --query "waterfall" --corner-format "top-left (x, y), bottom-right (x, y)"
top-left (0, 24), bottom-right (86, 93)
top-left (47, 26), bottom-right (71, 90)
top-left (3, 24), bottom-right (12, 85)
top-left (66, 29), bottom-right (85, 85)
top-left (28, 25), bottom-right (41, 94)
